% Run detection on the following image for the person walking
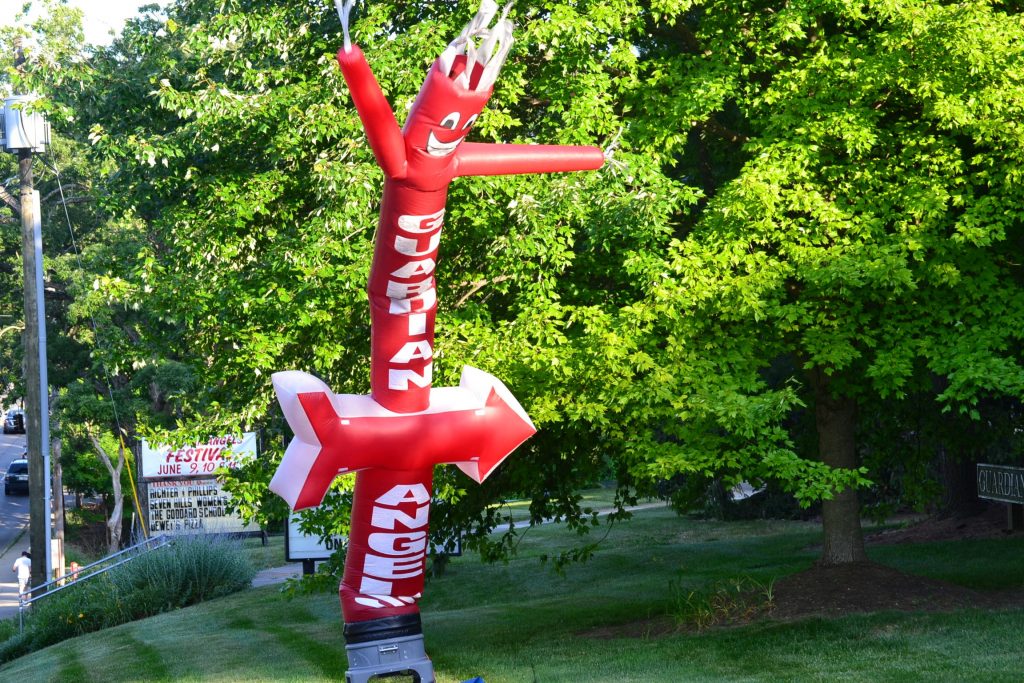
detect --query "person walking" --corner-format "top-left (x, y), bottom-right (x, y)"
top-left (12, 551), bottom-right (30, 602)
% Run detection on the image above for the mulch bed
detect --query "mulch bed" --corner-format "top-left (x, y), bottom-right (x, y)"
top-left (579, 509), bottom-right (1024, 638)
top-left (769, 561), bottom-right (1008, 620)
top-left (865, 505), bottom-right (1014, 546)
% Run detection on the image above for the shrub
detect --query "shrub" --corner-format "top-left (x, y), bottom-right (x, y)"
top-left (113, 534), bottom-right (256, 609)
top-left (0, 617), bottom-right (17, 642)
top-left (0, 535), bottom-right (255, 663)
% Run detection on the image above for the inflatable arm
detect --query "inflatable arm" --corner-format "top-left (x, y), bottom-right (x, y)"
top-left (455, 142), bottom-right (604, 177)
top-left (337, 46), bottom-right (408, 179)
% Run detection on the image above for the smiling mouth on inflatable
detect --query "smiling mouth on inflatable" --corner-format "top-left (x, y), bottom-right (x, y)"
top-left (427, 131), bottom-right (464, 156)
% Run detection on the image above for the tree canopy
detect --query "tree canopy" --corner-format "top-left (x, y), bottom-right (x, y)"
top-left (6, 0), bottom-right (1024, 564)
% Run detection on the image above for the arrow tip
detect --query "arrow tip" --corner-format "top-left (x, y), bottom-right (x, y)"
top-left (456, 387), bottom-right (536, 483)
top-left (270, 437), bottom-right (344, 510)
top-left (270, 371), bottom-right (343, 510)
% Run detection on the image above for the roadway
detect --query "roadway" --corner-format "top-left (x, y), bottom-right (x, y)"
top-left (0, 432), bottom-right (29, 619)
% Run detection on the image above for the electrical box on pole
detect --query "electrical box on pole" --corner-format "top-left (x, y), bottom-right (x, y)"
top-left (0, 96), bottom-right (51, 153)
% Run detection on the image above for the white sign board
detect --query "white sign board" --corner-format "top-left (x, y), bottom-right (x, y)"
top-left (147, 479), bottom-right (259, 536)
top-left (286, 512), bottom-right (346, 562)
top-left (141, 433), bottom-right (257, 480)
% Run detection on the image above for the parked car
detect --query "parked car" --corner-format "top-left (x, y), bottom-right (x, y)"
top-left (4, 458), bottom-right (28, 495)
top-left (3, 409), bottom-right (25, 434)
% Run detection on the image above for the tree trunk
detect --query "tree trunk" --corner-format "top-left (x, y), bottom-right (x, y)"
top-left (107, 476), bottom-right (124, 553)
top-left (89, 431), bottom-right (125, 555)
top-left (938, 444), bottom-right (984, 518)
top-left (813, 370), bottom-right (867, 565)
top-left (931, 374), bottom-right (985, 518)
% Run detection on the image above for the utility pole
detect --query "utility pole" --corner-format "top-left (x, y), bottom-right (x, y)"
top-left (9, 44), bottom-right (54, 592)
top-left (19, 151), bottom-right (52, 592)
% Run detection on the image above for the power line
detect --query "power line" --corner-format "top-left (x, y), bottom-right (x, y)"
top-left (42, 155), bottom-right (147, 540)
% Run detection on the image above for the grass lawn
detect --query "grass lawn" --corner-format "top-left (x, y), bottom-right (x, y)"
top-left (3, 507), bottom-right (1023, 682)
top-left (241, 533), bottom-right (286, 571)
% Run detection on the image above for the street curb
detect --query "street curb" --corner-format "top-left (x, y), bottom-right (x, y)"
top-left (0, 523), bottom-right (27, 559)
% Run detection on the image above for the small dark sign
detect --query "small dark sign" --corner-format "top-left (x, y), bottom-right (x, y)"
top-left (976, 464), bottom-right (1024, 505)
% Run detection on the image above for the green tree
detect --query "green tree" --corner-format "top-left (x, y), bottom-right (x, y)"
top-left (46, 0), bottom-right (1024, 574)
top-left (0, 1), bottom-right (97, 398)
top-left (63, 0), bottom-right (666, 550)
top-left (0, 1), bottom-right (171, 549)
top-left (595, 0), bottom-right (1024, 563)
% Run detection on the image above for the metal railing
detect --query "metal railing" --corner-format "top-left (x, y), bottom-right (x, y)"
top-left (18, 534), bottom-right (171, 632)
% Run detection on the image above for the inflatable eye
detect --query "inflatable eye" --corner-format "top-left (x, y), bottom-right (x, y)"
top-left (462, 114), bottom-right (478, 130)
top-left (440, 112), bottom-right (460, 129)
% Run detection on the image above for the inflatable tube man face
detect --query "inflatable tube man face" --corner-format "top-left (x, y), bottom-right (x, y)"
top-left (402, 1), bottom-right (513, 175)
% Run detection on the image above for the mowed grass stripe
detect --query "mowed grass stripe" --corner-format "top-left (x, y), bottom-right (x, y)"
top-left (55, 645), bottom-right (92, 683)
top-left (118, 634), bottom-right (171, 680)
top-left (261, 623), bottom-right (342, 680)
top-left (430, 609), bottom-right (1024, 682)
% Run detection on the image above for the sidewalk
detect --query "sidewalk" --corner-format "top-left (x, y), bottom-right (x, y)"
top-left (252, 564), bottom-right (302, 587)
top-left (0, 522), bottom-right (28, 621)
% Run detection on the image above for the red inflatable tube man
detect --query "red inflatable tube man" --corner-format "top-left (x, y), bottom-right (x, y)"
top-left (269, 0), bottom-right (604, 646)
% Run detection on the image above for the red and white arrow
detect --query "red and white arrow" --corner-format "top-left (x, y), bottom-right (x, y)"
top-left (269, 366), bottom-right (535, 510)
